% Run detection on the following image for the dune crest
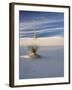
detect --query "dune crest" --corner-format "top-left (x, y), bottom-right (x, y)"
top-left (20, 37), bottom-right (64, 46)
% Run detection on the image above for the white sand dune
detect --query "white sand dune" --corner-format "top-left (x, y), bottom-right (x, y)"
top-left (20, 37), bottom-right (64, 46)
top-left (19, 46), bottom-right (64, 79)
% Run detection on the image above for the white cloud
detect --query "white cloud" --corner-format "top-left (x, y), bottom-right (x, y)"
top-left (19, 27), bottom-right (64, 34)
top-left (19, 18), bottom-right (63, 31)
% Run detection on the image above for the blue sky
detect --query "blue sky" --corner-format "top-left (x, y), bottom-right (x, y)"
top-left (19, 11), bottom-right (64, 38)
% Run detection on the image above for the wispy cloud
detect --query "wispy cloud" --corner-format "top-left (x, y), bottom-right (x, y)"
top-left (19, 19), bottom-right (63, 30)
top-left (19, 11), bottom-right (64, 38)
top-left (19, 27), bottom-right (64, 34)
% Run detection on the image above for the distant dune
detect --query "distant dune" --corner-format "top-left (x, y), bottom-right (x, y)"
top-left (19, 37), bottom-right (64, 46)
